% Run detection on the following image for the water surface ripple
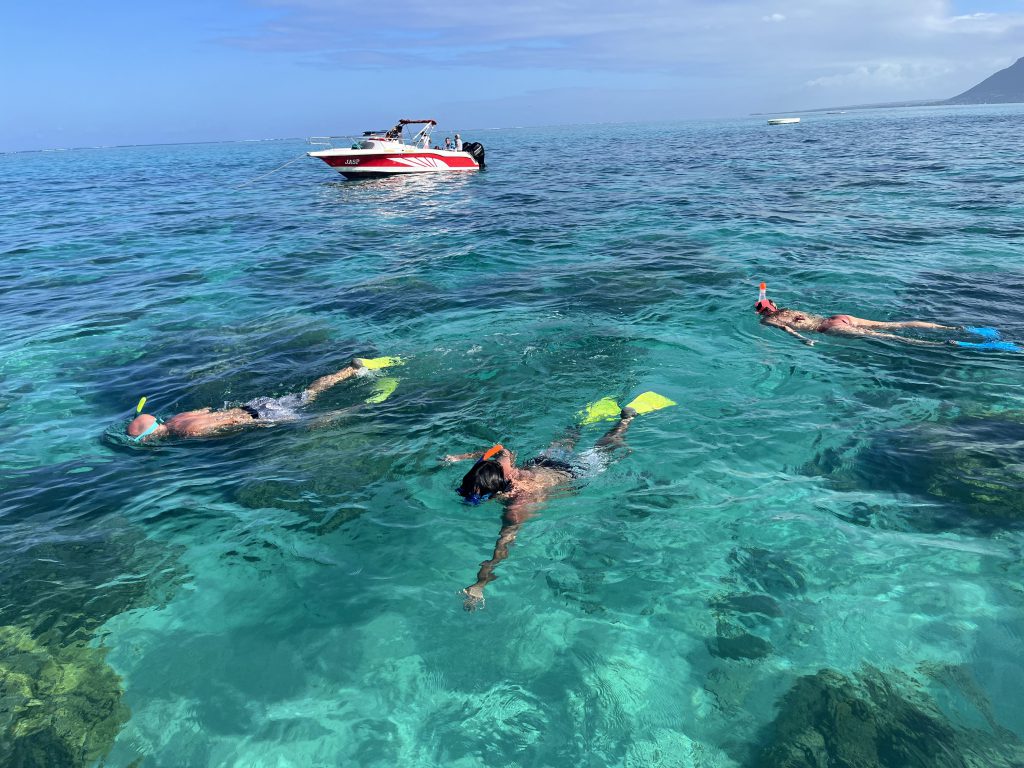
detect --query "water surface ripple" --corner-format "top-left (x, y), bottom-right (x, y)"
top-left (2, 106), bottom-right (1024, 766)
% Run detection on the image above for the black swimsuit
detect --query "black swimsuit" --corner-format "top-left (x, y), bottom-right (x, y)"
top-left (525, 456), bottom-right (581, 478)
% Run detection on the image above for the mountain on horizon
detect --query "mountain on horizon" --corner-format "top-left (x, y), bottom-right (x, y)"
top-left (946, 56), bottom-right (1024, 104)
top-left (773, 56), bottom-right (1024, 115)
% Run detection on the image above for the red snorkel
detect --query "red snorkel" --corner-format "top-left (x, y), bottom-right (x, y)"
top-left (755, 282), bottom-right (777, 314)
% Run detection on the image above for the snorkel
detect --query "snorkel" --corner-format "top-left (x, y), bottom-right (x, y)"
top-left (457, 444), bottom-right (510, 505)
top-left (480, 444), bottom-right (505, 462)
top-left (754, 282), bottom-right (778, 315)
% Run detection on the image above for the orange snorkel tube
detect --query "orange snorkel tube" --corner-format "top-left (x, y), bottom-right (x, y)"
top-left (480, 444), bottom-right (504, 462)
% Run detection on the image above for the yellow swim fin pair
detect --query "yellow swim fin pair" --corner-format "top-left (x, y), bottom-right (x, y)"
top-left (578, 391), bottom-right (677, 425)
top-left (354, 357), bottom-right (404, 404)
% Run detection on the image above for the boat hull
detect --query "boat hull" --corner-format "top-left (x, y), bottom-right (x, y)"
top-left (308, 148), bottom-right (479, 179)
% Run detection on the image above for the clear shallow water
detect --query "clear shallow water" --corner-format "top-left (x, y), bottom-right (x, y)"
top-left (2, 106), bottom-right (1024, 766)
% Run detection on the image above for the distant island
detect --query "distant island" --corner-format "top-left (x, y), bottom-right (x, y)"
top-left (757, 56), bottom-right (1024, 115)
top-left (946, 55), bottom-right (1024, 104)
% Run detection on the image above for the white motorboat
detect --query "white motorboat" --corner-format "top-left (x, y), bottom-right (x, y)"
top-left (307, 119), bottom-right (484, 179)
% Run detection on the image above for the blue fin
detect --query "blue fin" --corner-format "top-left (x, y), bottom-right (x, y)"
top-left (963, 326), bottom-right (1000, 340)
top-left (954, 340), bottom-right (1021, 352)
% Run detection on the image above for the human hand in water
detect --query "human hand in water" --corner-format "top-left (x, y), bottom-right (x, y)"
top-left (461, 585), bottom-right (485, 612)
top-left (440, 454), bottom-right (479, 466)
top-left (803, 338), bottom-right (816, 347)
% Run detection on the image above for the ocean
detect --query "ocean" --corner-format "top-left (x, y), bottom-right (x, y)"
top-left (1, 105), bottom-right (1023, 767)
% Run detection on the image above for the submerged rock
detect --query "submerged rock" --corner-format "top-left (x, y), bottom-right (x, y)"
top-left (727, 547), bottom-right (807, 597)
top-left (756, 667), bottom-right (1024, 768)
top-left (0, 625), bottom-right (129, 767)
top-left (0, 528), bottom-right (186, 647)
top-left (703, 550), bottom-right (801, 664)
top-left (707, 621), bottom-right (773, 661)
top-left (804, 415), bottom-right (1024, 531)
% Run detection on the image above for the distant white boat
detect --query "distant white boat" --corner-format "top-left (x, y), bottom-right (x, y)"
top-left (767, 117), bottom-right (800, 125)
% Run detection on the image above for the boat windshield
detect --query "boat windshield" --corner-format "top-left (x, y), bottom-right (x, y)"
top-left (308, 119), bottom-right (438, 149)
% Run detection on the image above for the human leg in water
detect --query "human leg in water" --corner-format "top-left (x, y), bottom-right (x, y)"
top-left (594, 408), bottom-right (637, 451)
top-left (830, 328), bottom-right (948, 346)
top-left (843, 317), bottom-right (958, 331)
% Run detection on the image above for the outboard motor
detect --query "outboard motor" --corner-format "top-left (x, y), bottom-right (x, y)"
top-left (462, 141), bottom-right (485, 169)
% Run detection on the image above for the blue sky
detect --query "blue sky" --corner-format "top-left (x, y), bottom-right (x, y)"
top-left (2, 0), bottom-right (1023, 151)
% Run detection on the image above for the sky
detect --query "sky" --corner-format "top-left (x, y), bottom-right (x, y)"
top-left (2, 0), bottom-right (1024, 151)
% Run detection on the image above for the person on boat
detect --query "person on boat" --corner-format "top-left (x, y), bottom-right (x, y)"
top-left (444, 137), bottom-right (453, 151)
top-left (125, 357), bottom-right (400, 442)
top-left (454, 134), bottom-right (463, 151)
top-left (755, 295), bottom-right (959, 347)
top-left (444, 407), bottom-right (642, 611)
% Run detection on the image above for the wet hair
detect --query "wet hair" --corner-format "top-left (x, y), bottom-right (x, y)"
top-left (456, 459), bottom-right (512, 501)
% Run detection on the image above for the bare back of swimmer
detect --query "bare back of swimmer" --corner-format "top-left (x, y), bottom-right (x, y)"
top-left (443, 408), bottom-right (638, 611)
top-left (754, 298), bottom-right (957, 347)
top-left (124, 358), bottom-right (396, 442)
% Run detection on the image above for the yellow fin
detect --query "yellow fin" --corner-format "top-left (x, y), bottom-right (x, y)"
top-left (625, 391), bottom-right (676, 415)
top-left (354, 356), bottom-right (404, 371)
top-left (365, 377), bottom-right (398, 404)
top-left (578, 397), bottom-right (621, 425)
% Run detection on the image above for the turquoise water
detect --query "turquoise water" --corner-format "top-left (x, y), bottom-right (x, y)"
top-left (2, 106), bottom-right (1024, 766)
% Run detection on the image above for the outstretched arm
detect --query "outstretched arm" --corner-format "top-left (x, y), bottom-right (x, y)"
top-left (443, 451), bottom-right (484, 463)
top-left (443, 447), bottom-right (517, 465)
top-left (462, 499), bottom-right (534, 611)
top-left (777, 324), bottom-right (816, 346)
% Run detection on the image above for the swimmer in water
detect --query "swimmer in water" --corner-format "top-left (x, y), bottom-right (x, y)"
top-left (443, 408), bottom-right (639, 611)
top-left (125, 357), bottom-right (399, 442)
top-left (754, 297), bottom-right (960, 347)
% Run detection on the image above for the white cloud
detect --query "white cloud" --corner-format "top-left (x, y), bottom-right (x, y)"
top-left (805, 61), bottom-right (956, 89)
top-left (932, 11), bottom-right (1024, 34)
top-left (228, 0), bottom-right (1024, 109)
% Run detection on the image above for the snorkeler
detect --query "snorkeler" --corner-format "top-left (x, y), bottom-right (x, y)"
top-left (754, 282), bottom-right (966, 347)
top-left (444, 392), bottom-right (675, 611)
top-left (125, 357), bottom-right (402, 442)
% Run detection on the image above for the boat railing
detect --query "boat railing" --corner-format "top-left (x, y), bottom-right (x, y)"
top-left (307, 136), bottom-right (350, 147)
